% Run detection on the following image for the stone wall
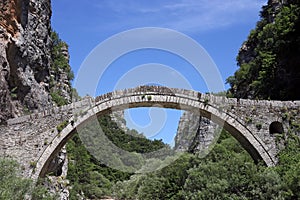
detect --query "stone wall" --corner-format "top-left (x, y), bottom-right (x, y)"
top-left (7, 98), bottom-right (93, 126)
top-left (0, 98), bottom-right (92, 178)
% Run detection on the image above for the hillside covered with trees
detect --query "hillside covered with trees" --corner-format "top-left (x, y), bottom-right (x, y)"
top-left (226, 0), bottom-right (300, 100)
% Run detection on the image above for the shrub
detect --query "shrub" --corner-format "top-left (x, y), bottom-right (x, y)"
top-left (56, 120), bottom-right (69, 133)
top-left (50, 91), bottom-right (68, 106)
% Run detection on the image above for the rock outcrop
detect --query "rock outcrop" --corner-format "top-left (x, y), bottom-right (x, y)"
top-left (174, 111), bottom-right (219, 154)
top-left (110, 110), bottom-right (127, 131)
top-left (0, 0), bottom-right (52, 123)
top-left (0, 0), bottom-right (72, 124)
top-left (0, 1), bottom-right (74, 198)
top-left (44, 147), bottom-right (70, 200)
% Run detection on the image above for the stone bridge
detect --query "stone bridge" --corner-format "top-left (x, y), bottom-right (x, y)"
top-left (0, 85), bottom-right (299, 181)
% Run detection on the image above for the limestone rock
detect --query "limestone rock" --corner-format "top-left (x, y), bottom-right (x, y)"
top-left (174, 111), bottom-right (219, 153)
top-left (44, 146), bottom-right (70, 200)
top-left (0, 0), bottom-right (72, 124)
top-left (0, 0), bottom-right (53, 123)
top-left (110, 110), bottom-right (127, 131)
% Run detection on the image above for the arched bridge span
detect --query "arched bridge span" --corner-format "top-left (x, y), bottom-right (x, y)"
top-left (28, 86), bottom-right (299, 180)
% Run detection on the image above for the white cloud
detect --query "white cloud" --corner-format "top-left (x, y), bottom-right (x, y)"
top-left (92, 0), bottom-right (266, 33)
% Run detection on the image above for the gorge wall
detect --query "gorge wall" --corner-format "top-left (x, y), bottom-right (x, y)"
top-left (0, 0), bottom-right (72, 124)
top-left (175, 111), bottom-right (219, 154)
top-left (0, 1), bottom-right (74, 198)
top-left (227, 0), bottom-right (300, 100)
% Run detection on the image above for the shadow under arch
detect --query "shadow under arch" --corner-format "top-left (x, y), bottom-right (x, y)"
top-left (31, 87), bottom-right (276, 181)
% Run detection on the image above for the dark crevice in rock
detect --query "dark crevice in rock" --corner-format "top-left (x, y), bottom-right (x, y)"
top-left (21, 0), bottom-right (30, 28)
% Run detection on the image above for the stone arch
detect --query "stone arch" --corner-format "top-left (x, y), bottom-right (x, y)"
top-left (269, 121), bottom-right (284, 135)
top-left (31, 87), bottom-right (276, 181)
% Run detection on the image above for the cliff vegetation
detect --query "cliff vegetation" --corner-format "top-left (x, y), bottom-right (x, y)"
top-left (227, 0), bottom-right (300, 100)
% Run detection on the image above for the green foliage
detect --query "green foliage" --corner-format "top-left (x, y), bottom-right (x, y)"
top-left (66, 114), bottom-right (169, 199)
top-left (50, 91), bottom-right (68, 106)
top-left (0, 158), bottom-right (55, 200)
top-left (227, 2), bottom-right (300, 100)
top-left (137, 175), bottom-right (168, 200)
top-left (98, 115), bottom-right (166, 154)
top-left (110, 131), bottom-right (300, 199)
top-left (67, 133), bottom-right (128, 199)
top-left (56, 120), bottom-right (69, 133)
top-left (50, 30), bottom-right (78, 105)
top-left (0, 158), bottom-right (31, 199)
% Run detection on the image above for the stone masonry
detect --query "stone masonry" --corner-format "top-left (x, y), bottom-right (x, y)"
top-left (0, 86), bottom-right (299, 182)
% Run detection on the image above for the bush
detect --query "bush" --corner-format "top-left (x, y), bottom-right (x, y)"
top-left (57, 120), bottom-right (69, 133)
top-left (0, 158), bottom-right (55, 200)
top-left (50, 91), bottom-right (68, 106)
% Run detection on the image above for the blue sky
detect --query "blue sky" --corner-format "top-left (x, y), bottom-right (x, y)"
top-left (51, 0), bottom-right (267, 145)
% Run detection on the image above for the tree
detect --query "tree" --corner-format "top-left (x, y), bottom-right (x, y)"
top-left (227, 2), bottom-right (300, 100)
top-left (0, 158), bottom-right (55, 200)
top-left (0, 158), bottom-right (31, 199)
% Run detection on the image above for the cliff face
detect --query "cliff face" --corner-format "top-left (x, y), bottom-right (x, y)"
top-left (0, 0), bottom-right (72, 124)
top-left (174, 111), bottom-right (218, 153)
top-left (0, 2), bottom-right (72, 197)
top-left (237, 0), bottom-right (285, 66)
top-left (110, 110), bottom-right (127, 131)
top-left (227, 0), bottom-right (300, 100)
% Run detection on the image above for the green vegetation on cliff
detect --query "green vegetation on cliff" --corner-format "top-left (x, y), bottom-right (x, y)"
top-left (49, 31), bottom-right (76, 106)
top-left (227, 1), bottom-right (300, 100)
top-left (0, 158), bottom-right (56, 200)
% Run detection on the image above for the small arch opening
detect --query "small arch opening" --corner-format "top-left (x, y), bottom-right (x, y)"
top-left (269, 121), bottom-right (284, 134)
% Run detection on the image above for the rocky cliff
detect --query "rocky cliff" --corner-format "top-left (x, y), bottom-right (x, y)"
top-left (227, 0), bottom-right (300, 100)
top-left (174, 111), bottom-right (219, 154)
top-left (0, 0), bottom-right (73, 198)
top-left (237, 0), bottom-right (285, 66)
top-left (110, 110), bottom-right (128, 131)
top-left (0, 0), bottom-right (72, 124)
